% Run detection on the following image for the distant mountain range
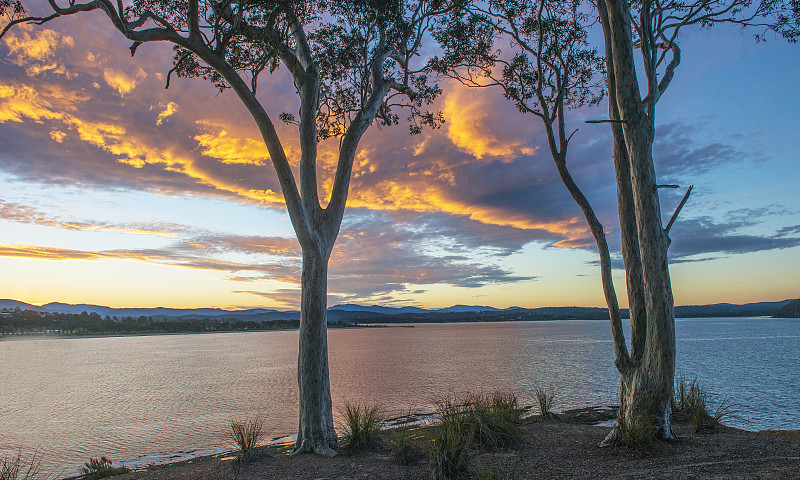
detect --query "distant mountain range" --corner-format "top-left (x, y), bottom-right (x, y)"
top-left (1, 298), bottom-right (795, 323)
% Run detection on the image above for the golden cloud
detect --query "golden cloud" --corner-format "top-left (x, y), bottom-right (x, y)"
top-left (194, 126), bottom-right (269, 166)
top-left (1, 66), bottom-right (589, 249)
top-left (0, 81), bottom-right (283, 205)
top-left (25, 62), bottom-right (72, 78)
top-left (0, 244), bottom-right (294, 276)
top-left (0, 245), bottom-right (97, 260)
top-left (347, 179), bottom-right (589, 246)
top-left (443, 83), bottom-right (537, 160)
top-left (2, 25), bottom-right (73, 63)
top-left (49, 130), bottom-right (66, 142)
top-left (156, 102), bottom-right (178, 126)
top-left (0, 83), bottom-right (66, 123)
top-left (103, 67), bottom-right (146, 96)
top-left (2, 25), bottom-right (75, 79)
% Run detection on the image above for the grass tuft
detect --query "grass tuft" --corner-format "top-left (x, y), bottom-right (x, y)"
top-left (341, 403), bottom-right (385, 453)
top-left (535, 388), bottom-right (555, 419)
top-left (429, 413), bottom-right (473, 480)
top-left (230, 417), bottom-right (266, 463)
top-left (616, 413), bottom-right (655, 450)
top-left (390, 418), bottom-right (421, 465)
top-left (79, 457), bottom-right (131, 480)
top-left (0, 450), bottom-right (42, 480)
top-left (429, 391), bottom-right (526, 480)
top-left (671, 375), bottom-right (737, 433)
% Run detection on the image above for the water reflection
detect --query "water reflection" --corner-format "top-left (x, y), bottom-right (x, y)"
top-left (1, 317), bottom-right (797, 477)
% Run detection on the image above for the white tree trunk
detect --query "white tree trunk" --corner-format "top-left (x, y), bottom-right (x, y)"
top-left (293, 246), bottom-right (338, 456)
top-left (598, 0), bottom-right (677, 445)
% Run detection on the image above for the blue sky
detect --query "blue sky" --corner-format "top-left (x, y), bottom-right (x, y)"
top-left (0, 6), bottom-right (798, 309)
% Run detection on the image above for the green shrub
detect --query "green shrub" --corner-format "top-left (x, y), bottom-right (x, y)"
top-left (341, 403), bottom-right (384, 453)
top-left (0, 450), bottom-right (42, 480)
top-left (534, 388), bottom-right (555, 419)
top-left (80, 457), bottom-right (131, 480)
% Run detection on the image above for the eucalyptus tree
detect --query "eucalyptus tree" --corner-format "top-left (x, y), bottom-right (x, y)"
top-left (431, 0), bottom-right (648, 444)
top-left (0, 0), bottom-right (459, 455)
top-left (433, 0), bottom-right (798, 445)
top-left (595, 0), bottom-right (796, 445)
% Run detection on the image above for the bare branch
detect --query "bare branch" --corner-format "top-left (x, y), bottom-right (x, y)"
top-left (1, 13), bottom-right (59, 38)
top-left (165, 51), bottom-right (192, 88)
top-left (665, 185), bottom-right (693, 236)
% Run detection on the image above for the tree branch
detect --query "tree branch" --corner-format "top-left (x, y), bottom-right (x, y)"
top-left (664, 185), bottom-right (693, 236)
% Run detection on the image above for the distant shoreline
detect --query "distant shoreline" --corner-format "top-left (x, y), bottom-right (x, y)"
top-left (2, 315), bottom-right (787, 341)
top-left (0, 322), bottom-right (413, 340)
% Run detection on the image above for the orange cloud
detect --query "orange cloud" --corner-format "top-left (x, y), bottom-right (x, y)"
top-left (2, 25), bottom-right (73, 62)
top-left (102, 67), bottom-right (146, 96)
top-left (49, 130), bottom-right (66, 142)
top-left (0, 245), bottom-right (98, 260)
top-left (2, 61), bottom-right (588, 248)
top-left (0, 244), bottom-right (286, 274)
top-left (347, 179), bottom-right (587, 243)
top-left (0, 83), bottom-right (67, 123)
top-left (2, 25), bottom-right (75, 78)
top-left (194, 128), bottom-right (269, 166)
top-left (443, 82), bottom-right (537, 160)
top-left (156, 102), bottom-right (178, 126)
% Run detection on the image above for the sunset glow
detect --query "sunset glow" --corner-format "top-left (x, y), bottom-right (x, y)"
top-left (1, 13), bottom-right (798, 310)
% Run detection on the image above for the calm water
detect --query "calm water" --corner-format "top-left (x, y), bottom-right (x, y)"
top-left (1, 317), bottom-right (798, 477)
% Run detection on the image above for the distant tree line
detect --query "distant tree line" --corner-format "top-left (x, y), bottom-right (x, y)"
top-left (0, 308), bottom-right (303, 336)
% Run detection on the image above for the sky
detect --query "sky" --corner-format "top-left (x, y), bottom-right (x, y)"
top-left (0, 5), bottom-right (798, 311)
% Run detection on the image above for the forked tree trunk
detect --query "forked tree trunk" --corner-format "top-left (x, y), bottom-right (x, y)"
top-left (294, 246), bottom-right (338, 456)
top-left (617, 120), bottom-right (677, 442)
top-left (598, 0), bottom-right (678, 445)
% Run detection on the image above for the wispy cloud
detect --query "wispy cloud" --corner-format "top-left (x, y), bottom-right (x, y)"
top-left (669, 210), bottom-right (800, 261)
top-left (0, 200), bottom-right (179, 236)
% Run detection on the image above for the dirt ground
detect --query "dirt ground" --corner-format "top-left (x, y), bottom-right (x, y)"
top-left (107, 415), bottom-right (800, 480)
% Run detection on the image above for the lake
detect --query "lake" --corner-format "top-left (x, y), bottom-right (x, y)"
top-left (1, 317), bottom-right (798, 478)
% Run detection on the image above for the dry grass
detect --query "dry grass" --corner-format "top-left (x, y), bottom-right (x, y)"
top-left (0, 450), bottom-right (42, 480)
top-left (535, 388), bottom-right (555, 419)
